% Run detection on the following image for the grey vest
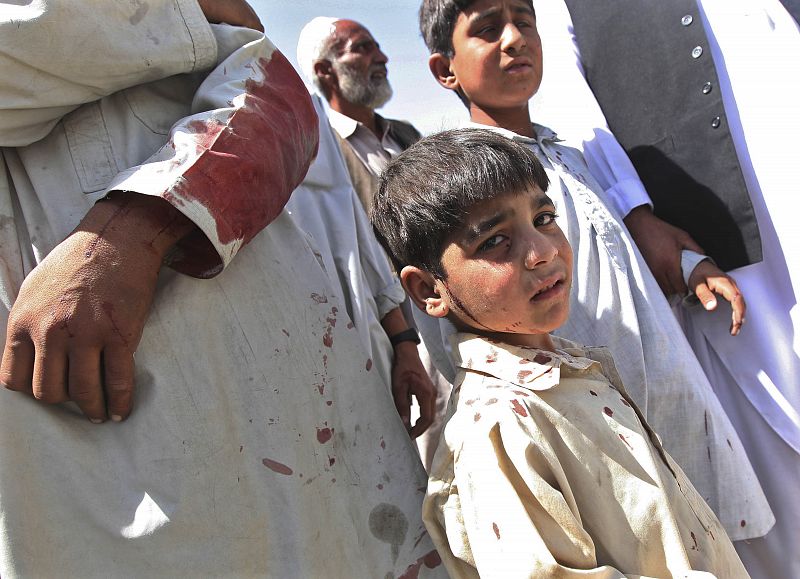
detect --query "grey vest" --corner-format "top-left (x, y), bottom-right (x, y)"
top-left (563, 0), bottom-right (764, 271)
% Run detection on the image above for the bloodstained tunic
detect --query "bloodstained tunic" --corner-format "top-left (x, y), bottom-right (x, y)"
top-left (0, 3), bottom-right (443, 577)
top-left (424, 333), bottom-right (748, 578)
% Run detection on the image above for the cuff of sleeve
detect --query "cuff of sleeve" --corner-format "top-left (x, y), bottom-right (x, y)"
top-left (374, 278), bottom-right (407, 319)
top-left (175, 0), bottom-right (218, 72)
top-left (680, 250), bottom-right (713, 308)
top-left (604, 179), bottom-right (653, 218)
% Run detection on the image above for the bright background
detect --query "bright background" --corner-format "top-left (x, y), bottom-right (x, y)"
top-left (248, 0), bottom-right (469, 135)
top-left (246, 1), bottom-right (597, 143)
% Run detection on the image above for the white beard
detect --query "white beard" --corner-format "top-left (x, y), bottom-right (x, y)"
top-left (333, 60), bottom-right (393, 110)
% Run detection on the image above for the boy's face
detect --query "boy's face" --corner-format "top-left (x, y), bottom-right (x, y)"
top-left (427, 185), bottom-right (572, 349)
top-left (445, 0), bottom-right (543, 111)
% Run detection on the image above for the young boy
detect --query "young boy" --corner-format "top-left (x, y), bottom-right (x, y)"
top-left (371, 128), bottom-right (748, 577)
top-left (413, 0), bottom-right (773, 544)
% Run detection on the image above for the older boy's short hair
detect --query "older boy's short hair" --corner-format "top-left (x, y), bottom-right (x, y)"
top-left (371, 128), bottom-right (549, 279)
top-left (419, 0), bottom-right (535, 56)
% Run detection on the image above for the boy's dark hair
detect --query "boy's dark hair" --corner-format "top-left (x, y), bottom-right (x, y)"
top-left (419, 0), bottom-right (535, 56)
top-left (371, 128), bottom-right (549, 279)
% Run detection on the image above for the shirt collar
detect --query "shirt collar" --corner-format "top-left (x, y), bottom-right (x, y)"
top-left (327, 107), bottom-right (359, 140)
top-left (327, 107), bottom-right (392, 141)
top-left (450, 332), bottom-right (598, 391)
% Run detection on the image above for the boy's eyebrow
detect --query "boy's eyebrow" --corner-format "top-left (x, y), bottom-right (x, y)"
top-left (463, 209), bottom-right (512, 245)
top-left (461, 194), bottom-right (555, 245)
top-left (468, 2), bottom-right (535, 24)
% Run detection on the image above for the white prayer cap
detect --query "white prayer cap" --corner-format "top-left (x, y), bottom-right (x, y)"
top-left (296, 16), bottom-right (341, 91)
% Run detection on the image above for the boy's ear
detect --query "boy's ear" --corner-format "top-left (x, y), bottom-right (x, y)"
top-left (428, 53), bottom-right (459, 92)
top-left (400, 266), bottom-right (449, 319)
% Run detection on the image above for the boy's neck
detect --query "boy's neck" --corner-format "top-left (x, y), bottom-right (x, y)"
top-left (469, 103), bottom-right (535, 139)
top-left (461, 326), bottom-right (556, 352)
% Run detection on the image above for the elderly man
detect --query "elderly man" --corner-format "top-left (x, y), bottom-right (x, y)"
top-left (297, 18), bottom-right (452, 470)
top-left (0, 2), bottom-right (443, 576)
top-left (297, 17), bottom-right (421, 212)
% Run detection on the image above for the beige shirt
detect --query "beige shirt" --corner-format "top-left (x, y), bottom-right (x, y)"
top-left (327, 107), bottom-right (404, 177)
top-left (424, 333), bottom-right (748, 578)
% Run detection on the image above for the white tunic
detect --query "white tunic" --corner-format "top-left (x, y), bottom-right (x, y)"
top-left (531, 0), bottom-right (799, 574)
top-left (0, 3), bottom-right (443, 577)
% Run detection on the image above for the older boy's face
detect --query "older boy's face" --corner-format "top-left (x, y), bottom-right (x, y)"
top-left (435, 185), bottom-right (572, 349)
top-left (449, 0), bottom-right (543, 111)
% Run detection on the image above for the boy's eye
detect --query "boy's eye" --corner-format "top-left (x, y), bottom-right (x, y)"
top-left (478, 234), bottom-right (507, 252)
top-left (534, 212), bottom-right (558, 227)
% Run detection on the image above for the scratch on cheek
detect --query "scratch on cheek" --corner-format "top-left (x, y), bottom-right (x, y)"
top-left (442, 280), bottom-right (491, 331)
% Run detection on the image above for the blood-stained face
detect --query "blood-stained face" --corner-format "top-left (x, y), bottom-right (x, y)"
top-left (433, 185), bottom-right (571, 350)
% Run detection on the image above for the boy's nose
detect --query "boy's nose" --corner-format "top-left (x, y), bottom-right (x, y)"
top-left (523, 234), bottom-right (558, 270)
top-left (501, 22), bottom-right (526, 54)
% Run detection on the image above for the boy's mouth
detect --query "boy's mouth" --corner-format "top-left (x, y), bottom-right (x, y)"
top-left (530, 276), bottom-right (566, 302)
top-left (504, 58), bottom-right (533, 74)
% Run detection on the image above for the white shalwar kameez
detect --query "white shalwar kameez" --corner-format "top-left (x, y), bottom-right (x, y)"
top-left (0, 3), bottom-right (443, 577)
top-left (532, 0), bottom-right (800, 575)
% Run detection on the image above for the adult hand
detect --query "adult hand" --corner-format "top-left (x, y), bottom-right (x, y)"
top-left (0, 193), bottom-right (195, 422)
top-left (197, 0), bottom-right (264, 32)
top-left (391, 341), bottom-right (437, 439)
top-left (623, 205), bottom-right (704, 297)
top-left (688, 259), bottom-right (746, 336)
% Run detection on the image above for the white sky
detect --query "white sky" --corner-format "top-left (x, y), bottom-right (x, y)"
top-left (249, 0), bottom-right (468, 135)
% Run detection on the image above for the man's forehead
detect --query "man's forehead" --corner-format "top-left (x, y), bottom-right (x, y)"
top-left (333, 20), bottom-right (374, 47)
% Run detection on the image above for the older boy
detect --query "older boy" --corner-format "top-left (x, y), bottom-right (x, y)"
top-left (372, 128), bottom-right (748, 577)
top-left (415, 0), bottom-right (773, 542)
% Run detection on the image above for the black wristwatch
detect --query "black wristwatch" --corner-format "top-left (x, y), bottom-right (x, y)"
top-left (389, 327), bottom-right (421, 347)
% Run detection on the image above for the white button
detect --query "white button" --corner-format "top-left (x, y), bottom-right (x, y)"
top-left (692, 46), bottom-right (703, 58)
top-left (682, 15), bottom-right (693, 26)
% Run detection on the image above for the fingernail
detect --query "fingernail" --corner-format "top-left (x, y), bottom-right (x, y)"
top-left (111, 414), bottom-right (123, 422)
top-left (90, 418), bottom-right (104, 424)
top-left (705, 300), bottom-right (717, 310)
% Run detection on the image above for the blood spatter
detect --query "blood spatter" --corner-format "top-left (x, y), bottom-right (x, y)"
top-left (316, 426), bottom-right (334, 444)
top-left (261, 458), bottom-right (293, 476)
top-left (310, 293), bottom-right (328, 304)
top-left (397, 549), bottom-right (442, 579)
